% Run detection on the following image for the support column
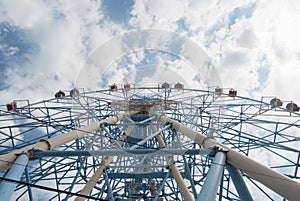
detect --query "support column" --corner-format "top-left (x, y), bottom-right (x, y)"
top-left (227, 165), bottom-right (254, 201)
top-left (0, 154), bottom-right (29, 201)
top-left (197, 152), bottom-right (226, 201)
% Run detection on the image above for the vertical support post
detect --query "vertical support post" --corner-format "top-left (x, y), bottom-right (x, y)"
top-left (153, 170), bottom-right (170, 201)
top-left (227, 165), bottom-right (254, 201)
top-left (183, 156), bottom-right (197, 198)
top-left (0, 154), bottom-right (29, 201)
top-left (25, 166), bottom-right (33, 201)
top-left (295, 152), bottom-right (300, 178)
top-left (197, 151), bottom-right (226, 201)
top-left (104, 170), bottom-right (114, 201)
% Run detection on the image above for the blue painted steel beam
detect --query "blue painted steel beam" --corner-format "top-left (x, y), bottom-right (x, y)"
top-left (183, 156), bottom-right (197, 198)
top-left (153, 170), bottom-right (170, 201)
top-left (107, 172), bottom-right (172, 179)
top-left (62, 156), bottom-right (88, 201)
top-left (197, 151), bottom-right (226, 201)
top-left (130, 124), bottom-right (171, 150)
top-left (227, 165), bottom-right (254, 201)
top-left (32, 148), bottom-right (213, 159)
top-left (104, 170), bottom-right (114, 201)
top-left (0, 154), bottom-right (29, 201)
top-left (24, 167), bottom-right (33, 201)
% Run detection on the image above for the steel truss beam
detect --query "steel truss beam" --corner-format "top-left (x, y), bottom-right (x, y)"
top-left (75, 125), bottom-right (134, 201)
top-left (0, 113), bottom-right (126, 171)
top-left (227, 164), bottom-right (253, 201)
top-left (153, 170), bottom-right (170, 201)
top-left (32, 148), bottom-right (213, 159)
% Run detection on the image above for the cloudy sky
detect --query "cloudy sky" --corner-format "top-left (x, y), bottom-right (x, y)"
top-left (1, 0), bottom-right (300, 106)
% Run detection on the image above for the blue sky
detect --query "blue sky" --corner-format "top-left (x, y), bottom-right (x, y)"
top-left (1, 0), bottom-right (300, 107)
top-left (102, 0), bottom-right (134, 23)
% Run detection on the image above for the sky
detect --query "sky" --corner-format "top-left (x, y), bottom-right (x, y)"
top-left (1, 0), bottom-right (300, 107)
top-left (1, 1), bottom-right (300, 200)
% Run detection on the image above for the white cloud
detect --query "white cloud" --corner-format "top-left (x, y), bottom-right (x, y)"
top-left (237, 29), bottom-right (257, 48)
top-left (0, 1), bottom-right (128, 103)
top-left (129, 0), bottom-right (187, 30)
top-left (0, 0), bottom-right (52, 28)
top-left (250, 0), bottom-right (300, 104)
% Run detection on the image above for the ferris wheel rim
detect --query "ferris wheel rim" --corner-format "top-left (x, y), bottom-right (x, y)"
top-left (1, 86), bottom-right (300, 200)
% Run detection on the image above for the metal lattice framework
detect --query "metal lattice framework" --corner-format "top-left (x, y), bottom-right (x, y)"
top-left (0, 85), bottom-right (300, 201)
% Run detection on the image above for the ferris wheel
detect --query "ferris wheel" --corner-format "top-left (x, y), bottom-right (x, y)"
top-left (0, 84), bottom-right (300, 201)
